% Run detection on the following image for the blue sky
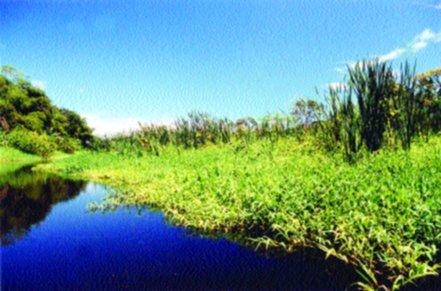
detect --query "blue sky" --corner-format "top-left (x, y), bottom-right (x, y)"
top-left (1, 0), bottom-right (440, 135)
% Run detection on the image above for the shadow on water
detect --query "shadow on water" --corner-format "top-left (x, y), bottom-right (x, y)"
top-left (0, 165), bottom-right (86, 246)
top-left (1, 165), bottom-right (439, 290)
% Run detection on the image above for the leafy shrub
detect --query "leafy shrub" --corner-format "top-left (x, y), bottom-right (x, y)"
top-left (87, 136), bottom-right (111, 152)
top-left (50, 135), bottom-right (81, 154)
top-left (0, 131), bottom-right (7, 146)
top-left (5, 128), bottom-right (54, 157)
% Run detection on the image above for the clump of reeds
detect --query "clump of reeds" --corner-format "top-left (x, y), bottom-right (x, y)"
top-left (98, 60), bottom-right (440, 162)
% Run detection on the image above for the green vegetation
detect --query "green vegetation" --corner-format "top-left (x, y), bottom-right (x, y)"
top-left (1, 61), bottom-right (440, 289)
top-left (92, 61), bottom-right (440, 165)
top-left (0, 66), bottom-right (93, 156)
top-left (0, 146), bottom-right (40, 174)
top-left (35, 135), bottom-right (441, 290)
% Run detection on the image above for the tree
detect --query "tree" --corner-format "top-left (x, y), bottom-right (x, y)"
top-left (0, 65), bottom-right (94, 151)
top-left (291, 98), bottom-right (322, 127)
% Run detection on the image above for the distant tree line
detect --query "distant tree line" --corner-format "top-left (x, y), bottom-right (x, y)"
top-left (1, 61), bottom-right (439, 160)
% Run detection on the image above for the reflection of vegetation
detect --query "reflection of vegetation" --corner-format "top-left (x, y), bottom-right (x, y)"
top-left (0, 167), bottom-right (86, 245)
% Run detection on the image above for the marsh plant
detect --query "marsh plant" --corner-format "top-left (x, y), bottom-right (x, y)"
top-left (95, 60), bottom-right (440, 163)
top-left (314, 60), bottom-right (441, 161)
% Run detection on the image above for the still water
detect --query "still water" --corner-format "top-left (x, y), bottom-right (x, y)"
top-left (1, 166), bottom-right (362, 290)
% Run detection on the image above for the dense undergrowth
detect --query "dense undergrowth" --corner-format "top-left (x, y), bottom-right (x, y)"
top-left (31, 135), bottom-right (441, 290)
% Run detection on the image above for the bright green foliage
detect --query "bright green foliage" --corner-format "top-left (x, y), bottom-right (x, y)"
top-left (0, 66), bottom-right (94, 154)
top-left (2, 62), bottom-right (440, 290)
top-left (0, 146), bottom-right (40, 174)
top-left (5, 128), bottom-right (53, 157)
top-left (36, 135), bottom-right (441, 290)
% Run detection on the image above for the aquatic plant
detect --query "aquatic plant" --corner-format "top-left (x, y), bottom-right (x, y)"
top-left (31, 134), bottom-right (441, 290)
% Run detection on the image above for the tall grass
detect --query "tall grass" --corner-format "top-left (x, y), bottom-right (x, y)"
top-left (101, 112), bottom-right (300, 154)
top-left (98, 60), bottom-right (439, 162)
top-left (36, 135), bottom-right (441, 290)
top-left (348, 60), bottom-right (395, 151)
top-left (316, 60), bottom-right (441, 161)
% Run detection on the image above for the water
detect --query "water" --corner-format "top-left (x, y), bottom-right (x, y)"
top-left (1, 166), bottom-right (362, 290)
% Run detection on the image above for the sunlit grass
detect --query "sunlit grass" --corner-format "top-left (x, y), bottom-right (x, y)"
top-left (29, 135), bottom-right (441, 289)
top-left (0, 146), bottom-right (40, 175)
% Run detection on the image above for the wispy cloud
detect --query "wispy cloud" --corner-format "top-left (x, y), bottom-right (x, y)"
top-left (423, 1), bottom-right (441, 10)
top-left (378, 48), bottom-right (406, 63)
top-left (410, 28), bottom-right (441, 51)
top-left (82, 113), bottom-right (173, 137)
top-left (336, 28), bottom-right (441, 73)
top-left (378, 29), bottom-right (441, 61)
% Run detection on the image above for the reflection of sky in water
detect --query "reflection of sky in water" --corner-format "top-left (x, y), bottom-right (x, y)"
top-left (2, 180), bottom-right (359, 290)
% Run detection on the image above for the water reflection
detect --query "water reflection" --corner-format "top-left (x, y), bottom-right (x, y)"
top-left (2, 166), bottom-right (439, 290)
top-left (0, 166), bottom-right (86, 245)
top-left (1, 165), bottom-right (362, 290)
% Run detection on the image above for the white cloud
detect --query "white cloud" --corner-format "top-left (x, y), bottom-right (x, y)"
top-left (82, 113), bottom-right (174, 137)
top-left (378, 48), bottom-right (406, 62)
top-left (410, 28), bottom-right (441, 52)
top-left (31, 80), bottom-right (46, 90)
top-left (378, 29), bottom-right (441, 61)
top-left (336, 28), bottom-right (441, 73)
top-left (426, 2), bottom-right (441, 10)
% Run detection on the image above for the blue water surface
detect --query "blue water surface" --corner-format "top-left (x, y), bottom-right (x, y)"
top-left (1, 174), bottom-right (360, 290)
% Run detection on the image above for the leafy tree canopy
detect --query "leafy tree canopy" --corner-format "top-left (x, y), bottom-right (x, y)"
top-left (0, 65), bottom-right (93, 147)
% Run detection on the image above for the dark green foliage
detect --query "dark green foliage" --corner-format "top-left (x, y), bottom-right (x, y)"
top-left (415, 68), bottom-right (441, 136)
top-left (392, 62), bottom-right (417, 149)
top-left (0, 66), bottom-right (94, 154)
top-left (50, 135), bottom-right (81, 154)
top-left (318, 60), bottom-right (440, 161)
top-left (59, 109), bottom-right (94, 147)
top-left (348, 60), bottom-right (395, 151)
top-left (340, 90), bottom-right (362, 161)
top-left (0, 131), bottom-right (7, 146)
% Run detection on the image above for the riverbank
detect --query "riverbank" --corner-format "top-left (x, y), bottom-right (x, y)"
top-left (19, 136), bottom-right (439, 289)
top-left (0, 147), bottom-right (40, 175)
top-left (1, 136), bottom-right (440, 289)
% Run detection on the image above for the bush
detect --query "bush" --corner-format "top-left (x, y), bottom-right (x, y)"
top-left (50, 135), bottom-right (81, 154)
top-left (5, 128), bottom-right (54, 157)
top-left (0, 131), bottom-right (7, 146)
